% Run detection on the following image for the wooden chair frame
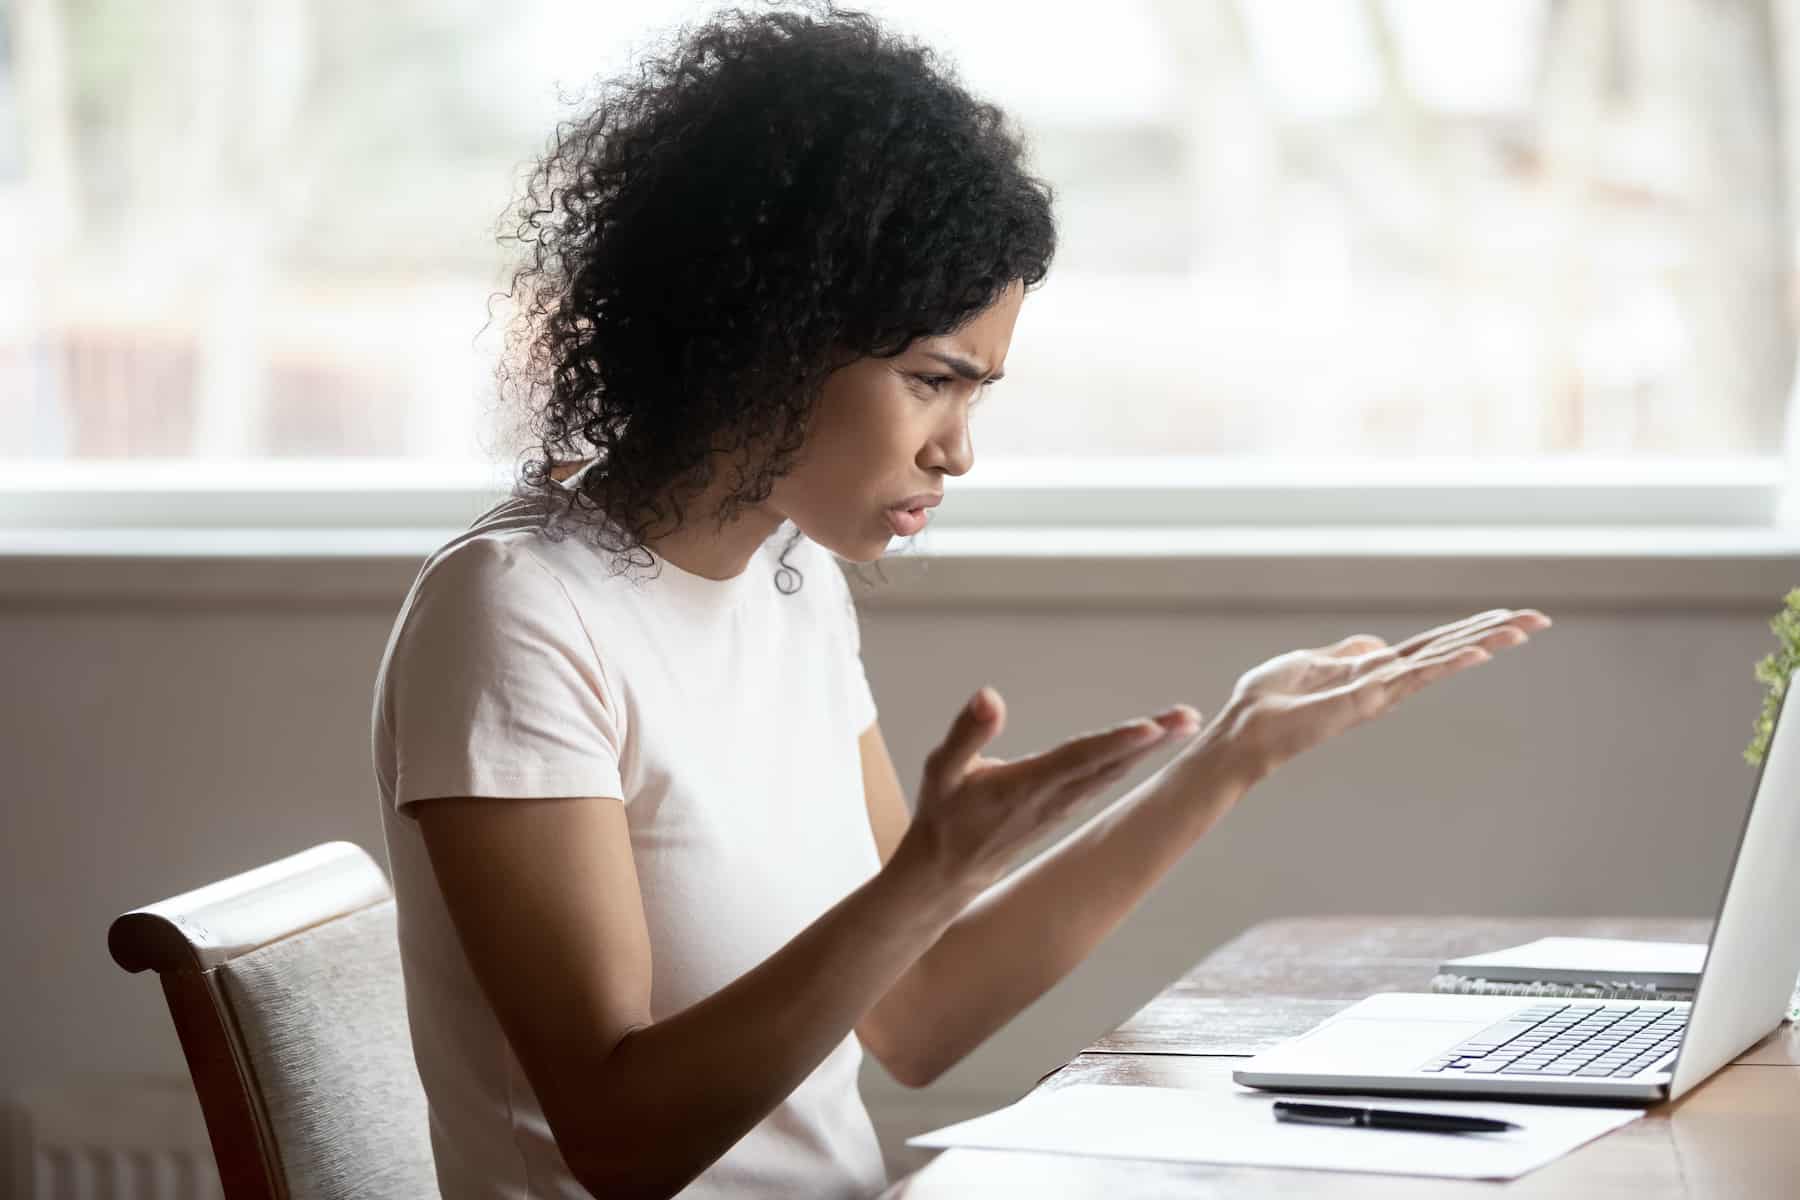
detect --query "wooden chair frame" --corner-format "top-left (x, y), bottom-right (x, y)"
top-left (107, 842), bottom-right (395, 1200)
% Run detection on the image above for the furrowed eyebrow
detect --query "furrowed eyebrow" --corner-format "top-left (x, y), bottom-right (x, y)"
top-left (921, 350), bottom-right (1004, 383)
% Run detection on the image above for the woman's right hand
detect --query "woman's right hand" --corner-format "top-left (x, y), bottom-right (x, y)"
top-left (895, 688), bottom-right (1202, 894)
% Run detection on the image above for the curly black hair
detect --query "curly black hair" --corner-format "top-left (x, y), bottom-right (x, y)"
top-left (494, 2), bottom-right (1056, 594)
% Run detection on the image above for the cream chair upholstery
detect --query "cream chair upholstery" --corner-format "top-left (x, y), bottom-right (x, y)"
top-left (108, 841), bottom-right (438, 1200)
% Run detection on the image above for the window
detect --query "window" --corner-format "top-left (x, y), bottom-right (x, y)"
top-left (2, 1), bottom-right (1794, 529)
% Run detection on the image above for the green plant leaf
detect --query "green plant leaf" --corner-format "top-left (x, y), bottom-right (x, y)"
top-left (1746, 586), bottom-right (1800, 766)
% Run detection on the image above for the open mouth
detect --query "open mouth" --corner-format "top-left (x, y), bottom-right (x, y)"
top-left (885, 506), bottom-right (929, 537)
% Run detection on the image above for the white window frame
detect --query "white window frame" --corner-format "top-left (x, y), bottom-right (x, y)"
top-left (2, 454), bottom-right (1795, 611)
top-left (0, 453), bottom-right (1792, 531)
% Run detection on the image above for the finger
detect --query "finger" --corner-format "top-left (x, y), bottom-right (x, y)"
top-left (1333, 623), bottom-right (1510, 685)
top-left (1053, 718), bottom-right (1189, 797)
top-left (1375, 639), bottom-right (1495, 699)
top-left (1065, 704), bottom-right (1200, 778)
top-left (1390, 608), bottom-right (1549, 660)
top-left (1147, 704), bottom-right (1204, 737)
top-left (924, 686), bottom-right (1006, 788)
top-left (1061, 723), bottom-right (1189, 794)
top-left (1383, 609), bottom-right (1511, 659)
top-left (1321, 641), bottom-right (1494, 727)
top-left (1407, 622), bottom-right (1530, 664)
top-left (1384, 642), bottom-right (1495, 704)
top-left (995, 713), bottom-right (1174, 790)
top-left (1419, 609), bottom-right (1555, 662)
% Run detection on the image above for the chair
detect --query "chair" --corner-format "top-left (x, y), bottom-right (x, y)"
top-left (108, 841), bottom-right (438, 1199)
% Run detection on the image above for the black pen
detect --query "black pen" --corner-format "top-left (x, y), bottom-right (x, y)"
top-left (1273, 1101), bottom-right (1520, 1134)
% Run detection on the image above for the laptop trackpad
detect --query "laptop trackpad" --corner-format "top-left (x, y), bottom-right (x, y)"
top-left (1260, 994), bottom-right (1524, 1073)
top-left (1279, 1019), bottom-right (1472, 1072)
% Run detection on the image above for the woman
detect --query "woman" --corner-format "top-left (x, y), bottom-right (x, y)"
top-left (371, 6), bottom-right (1550, 1199)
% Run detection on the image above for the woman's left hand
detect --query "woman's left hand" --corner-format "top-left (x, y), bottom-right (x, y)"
top-left (1192, 608), bottom-right (1553, 787)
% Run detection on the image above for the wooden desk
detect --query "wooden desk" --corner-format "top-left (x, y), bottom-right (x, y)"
top-left (880, 916), bottom-right (1800, 1198)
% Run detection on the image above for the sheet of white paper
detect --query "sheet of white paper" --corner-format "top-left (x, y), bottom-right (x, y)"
top-left (1445, 937), bottom-right (1707, 976)
top-left (907, 1084), bottom-right (1644, 1181)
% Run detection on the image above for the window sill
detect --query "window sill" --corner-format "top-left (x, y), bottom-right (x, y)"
top-left (0, 525), bottom-right (1795, 610)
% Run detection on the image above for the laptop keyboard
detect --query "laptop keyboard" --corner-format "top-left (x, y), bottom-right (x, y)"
top-left (1418, 1002), bottom-right (1687, 1078)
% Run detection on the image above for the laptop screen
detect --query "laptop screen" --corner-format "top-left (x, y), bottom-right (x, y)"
top-left (1669, 678), bottom-right (1800, 1100)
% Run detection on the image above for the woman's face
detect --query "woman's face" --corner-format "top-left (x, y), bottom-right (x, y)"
top-left (772, 281), bottom-right (1024, 563)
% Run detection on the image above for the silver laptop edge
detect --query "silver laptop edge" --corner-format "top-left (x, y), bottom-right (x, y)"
top-left (1666, 679), bottom-right (1800, 1099)
top-left (1235, 676), bottom-right (1800, 1104)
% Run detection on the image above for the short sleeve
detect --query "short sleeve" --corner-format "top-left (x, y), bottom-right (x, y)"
top-left (387, 539), bottom-right (625, 814)
top-left (825, 552), bottom-right (879, 736)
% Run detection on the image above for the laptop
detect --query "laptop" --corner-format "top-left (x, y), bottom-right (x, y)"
top-left (1235, 680), bottom-right (1800, 1104)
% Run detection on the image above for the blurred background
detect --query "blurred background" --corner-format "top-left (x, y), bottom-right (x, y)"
top-left (4, 2), bottom-right (1800, 1197)
top-left (3, 0), bottom-right (1796, 468)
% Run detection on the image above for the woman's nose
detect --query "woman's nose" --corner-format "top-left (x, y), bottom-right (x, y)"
top-left (928, 416), bottom-right (974, 477)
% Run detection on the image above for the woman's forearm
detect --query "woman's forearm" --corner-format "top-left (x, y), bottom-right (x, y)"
top-left (867, 725), bottom-right (1258, 1087)
top-left (566, 837), bottom-right (977, 1200)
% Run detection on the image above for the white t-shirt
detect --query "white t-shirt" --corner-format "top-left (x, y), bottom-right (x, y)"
top-left (372, 482), bottom-right (888, 1200)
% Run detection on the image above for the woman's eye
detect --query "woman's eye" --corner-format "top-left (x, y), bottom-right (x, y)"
top-left (912, 372), bottom-right (998, 401)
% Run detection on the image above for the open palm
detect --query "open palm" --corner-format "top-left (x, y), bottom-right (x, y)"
top-left (1215, 607), bottom-right (1552, 782)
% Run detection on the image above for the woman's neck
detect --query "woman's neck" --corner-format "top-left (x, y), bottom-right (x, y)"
top-left (549, 458), bottom-right (781, 580)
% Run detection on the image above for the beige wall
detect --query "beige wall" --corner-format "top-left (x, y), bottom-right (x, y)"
top-left (0, 564), bottom-right (1785, 1178)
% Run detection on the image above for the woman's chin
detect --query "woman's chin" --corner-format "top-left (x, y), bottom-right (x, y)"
top-left (798, 524), bottom-right (890, 565)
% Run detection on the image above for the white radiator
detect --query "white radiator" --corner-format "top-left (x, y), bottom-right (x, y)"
top-left (3, 1075), bottom-right (222, 1200)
